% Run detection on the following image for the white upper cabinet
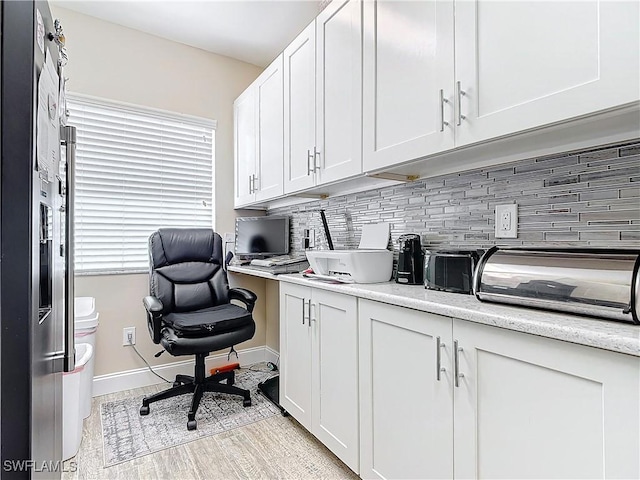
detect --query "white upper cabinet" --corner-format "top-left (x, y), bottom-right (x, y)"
top-left (235, 0), bottom-right (640, 205)
top-left (363, 0), bottom-right (455, 172)
top-left (255, 55), bottom-right (284, 202)
top-left (233, 87), bottom-right (256, 207)
top-left (454, 0), bottom-right (640, 146)
top-left (284, 0), bottom-right (363, 193)
top-left (316, 0), bottom-right (363, 185)
top-left (284, 22), bottom-right (317, 194)
top-left (233, 55), bottom-right (284, 207)
top-left (361, 0), bottom-right (640, 172)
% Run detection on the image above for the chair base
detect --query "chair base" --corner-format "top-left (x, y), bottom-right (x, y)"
top-left (139, 353), bottom-right (251, 430)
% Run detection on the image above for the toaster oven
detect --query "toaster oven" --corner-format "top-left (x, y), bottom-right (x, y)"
top-left (424, 250), bottom-right (481, 294)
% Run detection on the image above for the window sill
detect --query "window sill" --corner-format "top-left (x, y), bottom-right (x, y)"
top-left (75, 269), bottom-right (148, 277)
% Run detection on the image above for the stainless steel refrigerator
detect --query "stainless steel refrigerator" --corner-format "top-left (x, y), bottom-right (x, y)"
top-left (1, 1), bottom-right (75, 478)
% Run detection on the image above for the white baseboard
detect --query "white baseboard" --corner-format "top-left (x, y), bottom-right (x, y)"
top-left (92, 345), bottom-right (278, 397)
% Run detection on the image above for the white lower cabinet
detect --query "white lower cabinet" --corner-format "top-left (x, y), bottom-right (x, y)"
top-left (453, 320), bottom-right (640, 479)
top-left (279, 283), bottom-right (359, 472)
top-left (279, 283), bottom-right (312, 429)
top-left (359, 300), bottom-right (453, 480)
top-left (359, 299), bottom-right (640, 480)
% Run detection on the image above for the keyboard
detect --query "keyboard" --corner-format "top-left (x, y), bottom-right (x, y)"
top-left (250, 254), bottom-right (308, 267)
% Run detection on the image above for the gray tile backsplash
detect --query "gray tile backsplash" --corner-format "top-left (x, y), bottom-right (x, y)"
top-left (270, 140), bottom-right (640, 256)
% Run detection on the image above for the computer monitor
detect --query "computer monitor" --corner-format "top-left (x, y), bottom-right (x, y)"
top-left (235, 216), bottom-right (290, 257)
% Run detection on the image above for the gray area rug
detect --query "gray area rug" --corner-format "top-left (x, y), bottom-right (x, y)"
top-left (101, 367), bottom-right (279, 466)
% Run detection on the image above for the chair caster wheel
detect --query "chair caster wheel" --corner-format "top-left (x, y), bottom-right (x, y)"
top-left (243, 398), bottom-right (251, 407)
top-left (187, 420), bottom-right (197, 431)
top-left (140, 405), bottom-right (150, 416)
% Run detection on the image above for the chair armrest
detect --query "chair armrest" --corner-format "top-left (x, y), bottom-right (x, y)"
top-left (229, 288), bottom-right (257, 313)
top-left (143, 295), bottom-right (164, 344)
top-left (143, 295), bottom-right (163, 314)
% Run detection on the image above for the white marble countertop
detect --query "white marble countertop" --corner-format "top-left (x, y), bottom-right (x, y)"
top-left (229, 267), bottom-right (640, 357)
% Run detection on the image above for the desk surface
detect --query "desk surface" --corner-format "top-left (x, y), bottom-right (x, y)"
top-left (228, 265), bottom-right (280, 280)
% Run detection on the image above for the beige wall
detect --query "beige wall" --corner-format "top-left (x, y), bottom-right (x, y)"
top-left (53, 6), bottom-right (265, 376)
top-left (76, 273), bottom-right (267, 376)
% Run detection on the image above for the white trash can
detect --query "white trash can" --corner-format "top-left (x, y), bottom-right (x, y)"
top-left (74, 297), bottom-right (99, 419)
top-left (62, 343), bottom-right (93, 461)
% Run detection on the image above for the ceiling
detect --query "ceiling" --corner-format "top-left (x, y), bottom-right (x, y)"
top-left (53, 0), bottom-right (320, 67)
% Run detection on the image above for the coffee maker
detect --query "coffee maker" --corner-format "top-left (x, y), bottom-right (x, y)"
top-left (396, 234), bottom-right (424, 285)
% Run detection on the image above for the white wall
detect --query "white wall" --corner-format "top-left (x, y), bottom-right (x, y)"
top-left (52, 6), bottom-right (266, 377)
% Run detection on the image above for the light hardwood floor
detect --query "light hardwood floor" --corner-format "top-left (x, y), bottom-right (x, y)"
top-left (63, 384), bottom-right (359, 480)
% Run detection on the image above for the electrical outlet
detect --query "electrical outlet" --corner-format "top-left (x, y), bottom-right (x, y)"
top-left (302, 229), bottom-right (316, 249)
top-left (123, 327), bottom-right (136, 346)
top-left (501, 210), bottom-right (511, 230)
top-left (495, 204), bottom-right (518, 239)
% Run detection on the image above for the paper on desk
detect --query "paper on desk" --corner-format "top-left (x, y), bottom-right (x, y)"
top-left (36, 48), bottom-right (60, 182)
top-left (358, 222), bottom-right (390, 249)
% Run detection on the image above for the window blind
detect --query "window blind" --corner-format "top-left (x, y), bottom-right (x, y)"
top-left (67, 95), bottom-right (215, 274)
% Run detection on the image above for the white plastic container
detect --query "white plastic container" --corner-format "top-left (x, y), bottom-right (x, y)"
top-left (74, 297), bottom-right (99, 349)
top-left (62, 343), bottom-right (93, 461)
top-left (74, 297), bottom-right (99, 418)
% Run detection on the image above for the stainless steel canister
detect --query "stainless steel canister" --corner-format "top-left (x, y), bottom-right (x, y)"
top-left (474, 247), bottom-right (640, 323)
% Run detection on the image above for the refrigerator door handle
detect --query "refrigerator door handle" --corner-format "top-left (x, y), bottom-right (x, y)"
top-left (61, 125), bottom-right (76, 373)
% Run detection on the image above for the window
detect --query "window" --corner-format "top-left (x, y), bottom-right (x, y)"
top-left (67, 95), bottom-right (215, 274)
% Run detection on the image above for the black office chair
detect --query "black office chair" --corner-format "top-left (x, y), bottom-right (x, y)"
top-left (140, 228), bottom-right (257, 430)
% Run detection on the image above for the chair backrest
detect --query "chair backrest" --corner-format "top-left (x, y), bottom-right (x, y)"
top-left (148, 228), bottom-right (229, 314)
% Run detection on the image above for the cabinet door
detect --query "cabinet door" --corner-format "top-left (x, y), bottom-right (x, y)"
top-left (279, 283), bottom-right (312, 429)
top-left (255, 55), bottom-right (284, 202)
top-left (284, 22), bottom-right (317, 194)
top-left (311, 290), bottom-right (359, 472)
top-left (359, 300), bottom-right (454, 480)
top-left (454, 0), bottom-right (640, 147)
top-left (316, 0), bottom-right (363, 185)
top-left (362, 0), bottom-right (454, 172)
top-left (233, 87), bottom-right (256, 207)
top-left (454, 320), bottom-right (640, 479)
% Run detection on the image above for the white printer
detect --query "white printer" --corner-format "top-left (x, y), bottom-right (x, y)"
top-left (305, 223), bottom-right (393, 283)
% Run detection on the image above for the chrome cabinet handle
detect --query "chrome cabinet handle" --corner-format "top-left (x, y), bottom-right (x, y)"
top-left (454, 340), bottom-right (464, 387)
top-left (302, 298), bottom-right (307, 325)
top-left (313, 147), bottom-right (320, 172)
top-left (308, 300), bottom-right (314, 327)
top-left (439, 89), bottom-right (449, 132)
top-left (248, 175), bottom-right (253, 194)
top-left (307, 149), bottom-right (314, 175)
top-left (253, 174), bottom-right (259, 192)
top-left (436, 336), bottom-right (446, 381)
top-left (456, 81), bottom-right (466, 126)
